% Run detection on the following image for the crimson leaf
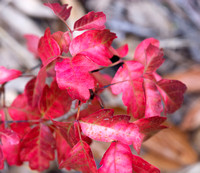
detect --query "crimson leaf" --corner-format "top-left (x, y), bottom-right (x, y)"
top-left (44, 2), bottom-right (72, 23)
top-left (69, 29), bottom-right (116, 66)
top-left (59, 140), bottom-right (97, 173)
top-left (74, 11), bottom-right (106, 31)
top-left (55, 55), bottom-right (99, 101)
top-left (20, 124), bottom-right (55, 171)
top-left (98, 141), bottom-right (132, 173)
top-left (80, 109), bottom-right (166, 153)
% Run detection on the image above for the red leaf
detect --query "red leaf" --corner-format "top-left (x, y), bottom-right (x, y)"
top-left (20, 124), bottom-right (55, 171)
top-left (111, 61), bottom-right (145, 118)
top-left (156, 79), bottom-right (187, 114)
top-left (132, 155), bottom-right (160, 173)
top-left (74, 11), bottom-right (106, 31)
top-left (52, 121), bottom-right (80, 148)
top-left (52, 31), bottom-right (71, 53)
top-left (0, 129), bottom-right (21, 166)
top-left (44, 2), bottom-right (72, 22)
top-left (98, 141), bottom-right (133, 173)
top-left (109, 44), bottom-right (129, 58)
top-left (69, 29), bottom-right (116, 66)
top-left (0, 66), bottom-right (21, 84)
top-left (59, 140), bottom-right (97, 173)
top-left (55, 55), bottom-right (99, 101)
top-left (38, 28), bottom-right (61, 65)
top-left (24, 34), bottom-right (40, 57)
top-left (39, 80), bottom-right (72, 119)
top-left (80, 109), bottom-right (166, 153)
top-left (55, 130), bottom-right (71, 170)
top-left (144, 78), bottom-right (163, 117)
top-left (134, 38), bottom-right (159, 63)
top-left (25, 66), bottom-right (46, 108)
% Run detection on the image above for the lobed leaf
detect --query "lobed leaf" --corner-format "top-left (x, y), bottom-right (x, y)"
top-left (25, 66), bottom-right (46, 108)
top-left (156, 79), bottom-right (187, 114)
top-left (0, 66), bottom-right (21, 84)
top-left (80, 109), bottom-right (166, 153)
top-left (44, 2), bottom-right (72, 22)
top-left (98, 141), bottom-right (132, 173)
top-left (69, 29), bottom-right (116, 66)
top-left (39, 80), bottom-right (72, 119)
top-left (20, 124), bottom-right (55, 171)
top-left (59, 140), bottom-right (97, 173)
top-left (74, 11), bottom-right (106, 31)
top-left (111, 61), bottom-right (145, 119)
top-left (55, 55), bottom-right (99, 101)
top-left (38, 28), bottom-right (61, 65)
top-left (0, 129), bottom-right (21, 166)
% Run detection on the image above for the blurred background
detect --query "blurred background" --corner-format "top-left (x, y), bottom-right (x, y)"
top-left (1, 0), bottom-right (200, 172)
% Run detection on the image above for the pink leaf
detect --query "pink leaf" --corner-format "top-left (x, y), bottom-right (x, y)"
top-left (134, 38), bottom-right (159, 63)
top-left (20, 124), bottom-right (55, 171)
top-left (132, 155), bottom-right (160, 173)
top-left (52, 121), bottom-right (80, 148)
top-left (156, 79), bottom-right (187, 114)
top-left (144, 78), bottom-right (163, 117)
top-left (69, 29), bottom-right (116, 66)
top-left (55, 55), bottom-right (99, 101)
top-left (111, 61), bottom-right (145, 118)
top-left (0, 66), bottom-right (21, 84)
top-left (134, 38), bottom-right (164, 73)
top-left (52, 31), bottom-right (71, 53)
top-left (25, 66), bottom-right (46, 108)
top-left (0, 129), bottom-right (21, 166)
top-left (55, 131), bottom-right (71, 170)
top-left (38, 28), bottom-right (61, 65)
top-left (109, 44), bottom-right (129, 58)
top-left (0, 147), bottom-right (3, 169)
top-left (80, 109), bottom-right (166, 153)
top-left (39, 80), bottom-right (72, 119)
top-left (44, 3), bottom-right (72, 22)
top-left (59, 140), bottom-right (97, 173)
top-left (74, 11), bottom-right (106, 31)
top-left (98, 141), bottom-right (132, 173)
top-left (24, 34), bottom-right (40, 57)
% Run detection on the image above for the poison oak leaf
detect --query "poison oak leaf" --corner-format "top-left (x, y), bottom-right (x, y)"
top-left (134, 38), bottom-right (159, 64)
top-left (55, 55), bottom-right (99, 101)
top-left (38, 28), bottom-right (61, 65)
top-left (0, 129), bottom-right (21, 166)
top-left (39, 80), bottom-right (72, 119)
top-left (44, 2), bottom-right (72, 23)
top-left (69, 29), bottom-right (116, 66)
top-left (55, 130), bottom-right (72, 170)
top-left (156, 79), bottom-right (187, 114)
top-left (111, 61), bottom-right (145, 118)
top-left (25, 66), bottom-right (46, 108)
top-left (24, 34), bottom-right (40, 57)
top-left (80, 109), bottom-right (166, 153)
top-left (109, 44), bottom-right (129, 58)
top-left (52, 121), bottom-right (80, 148)
top-left (144, 78), bottom-right (163, 117)
top-left (20, 124), bottom-right (55, 171)
top-left (98, 141), bottom-right (133, 173)
top-left (0, 66), bottom-right (21, 84)
top-left (74, 11), bottom-right (106, 31)
top-left (132, 155), bottom-right (160, 173)
top-left (59, 140), bottom-right (97, 173)
top-left (52, 31), bottom-right (71, 54)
